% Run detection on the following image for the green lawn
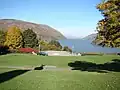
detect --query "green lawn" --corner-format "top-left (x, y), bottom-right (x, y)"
top-left (0, 53), bottom-right (119, 67)
top-left (0, 54), bottom-right (120, 90)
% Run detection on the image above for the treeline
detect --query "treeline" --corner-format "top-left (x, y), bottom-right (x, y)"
top-left (39, 40), bottom-right (72, 52)
top-left (0, 26), bottom-right (72, 54)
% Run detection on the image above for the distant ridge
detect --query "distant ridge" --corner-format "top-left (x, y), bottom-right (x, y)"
top-left (0, 19), bottom-right (66, 41)
top-left (82, 33), bottom-right (97, 41)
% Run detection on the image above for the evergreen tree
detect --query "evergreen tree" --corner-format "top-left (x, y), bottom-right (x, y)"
top-left (23, 29), bottom-right (38, 48)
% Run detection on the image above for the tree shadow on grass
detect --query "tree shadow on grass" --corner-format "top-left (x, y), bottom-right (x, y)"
top-left (0, 70), bottom-right (29, 84)
top-left (68, 59), bottom-right (120, 73)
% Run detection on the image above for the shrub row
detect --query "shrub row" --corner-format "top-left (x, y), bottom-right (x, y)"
top-left (19, 48), bottom-right (38, 53)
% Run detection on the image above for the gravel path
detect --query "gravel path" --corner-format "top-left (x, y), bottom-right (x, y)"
top-left (0, 66), bottom-right (34, 70)
top-left (0, 66), bottom-right (72, 71)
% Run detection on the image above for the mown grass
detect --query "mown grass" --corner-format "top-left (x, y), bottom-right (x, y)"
top-left (0, 53), bottom-right (119, 67)
top-left (0, 54), bottom-right (120, 90)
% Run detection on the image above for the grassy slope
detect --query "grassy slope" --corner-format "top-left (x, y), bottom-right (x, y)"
top-left (0, 54), bottom-right (120, 90)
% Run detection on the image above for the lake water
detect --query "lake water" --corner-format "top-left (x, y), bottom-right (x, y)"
top-left (59, 39), bottom-right (120, 53)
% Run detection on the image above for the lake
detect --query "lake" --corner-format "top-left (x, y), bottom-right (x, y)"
top-left (59, 39), bottom-right (120, 53)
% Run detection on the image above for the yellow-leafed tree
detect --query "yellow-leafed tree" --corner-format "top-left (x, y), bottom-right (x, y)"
top-left (4, 26), bottom-right (23, 49)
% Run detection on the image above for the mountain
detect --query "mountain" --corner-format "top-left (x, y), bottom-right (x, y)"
top-left (82, 33), bottom-right (97, 41)
top-left (0, 19), bottom-right (66, 41)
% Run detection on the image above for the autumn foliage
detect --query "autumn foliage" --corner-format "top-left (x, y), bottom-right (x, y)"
top-left (0, 30), bottom-right (6, 45)
top-left (4, 26), bottom-right (23, 49)
top-left (0, 25), bottom-right (71, 54)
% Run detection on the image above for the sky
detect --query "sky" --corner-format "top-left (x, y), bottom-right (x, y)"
top-left (0, 0), bottom-right (103, 38)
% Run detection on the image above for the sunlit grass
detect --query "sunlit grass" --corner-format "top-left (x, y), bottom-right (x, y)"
top-left (0, 54), bottom-right (120, 90)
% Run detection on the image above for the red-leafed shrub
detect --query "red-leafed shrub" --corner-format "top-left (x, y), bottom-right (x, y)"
top-left (19, 48), bottom-right (38, 53)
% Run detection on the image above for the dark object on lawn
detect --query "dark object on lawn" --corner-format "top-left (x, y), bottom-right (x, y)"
top-left (34, 64), bottom-right (45, 70)
top-left (117, 53), bottom-right (120, 56)
top-left (37, 52), bottom-right (48, 56)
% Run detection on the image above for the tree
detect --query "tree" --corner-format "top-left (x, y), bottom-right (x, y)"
top-left (93, 0), bottom-right (120, 47)
top-left (4, 26), bottom-right (23, 49)
top-left (39, 40), bottom-right (48, 50)
top-left (63, 46), bottom-right (72, 53)
top-left (47, 44), bottom-right (58, 50)
top-left (49, 40), bottom-right (62, 50)
top-left (39, 40), bottom-right (62, 51)
top-left (23, 29), bottom-right (38, 48)
top-left (0, 30), bottom-right (6, 45)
